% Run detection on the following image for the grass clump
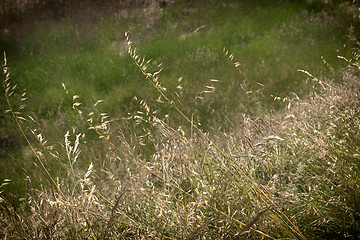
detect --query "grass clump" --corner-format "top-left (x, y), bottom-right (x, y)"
top-left (1, 31), bottom-right (360, 238)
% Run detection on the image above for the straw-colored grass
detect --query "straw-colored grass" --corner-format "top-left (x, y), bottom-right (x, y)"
top-left (1, 32), bottom-right (360, 238)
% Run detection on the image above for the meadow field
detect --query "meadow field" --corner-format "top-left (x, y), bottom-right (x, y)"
top-left (1, 0), bottom-right (360, 239)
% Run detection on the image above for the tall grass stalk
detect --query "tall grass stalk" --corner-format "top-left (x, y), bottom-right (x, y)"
top-left (2, 34), bottom-right (360, 239)
top-left (64, 64), bottom-right (276, 238)
top-left (2, 52), bottom-right (65, 199)
top-left (125, 32), bottom-right (307, 240)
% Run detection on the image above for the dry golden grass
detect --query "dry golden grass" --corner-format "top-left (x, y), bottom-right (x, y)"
top-left (1, 35), bottom-right (360, 239)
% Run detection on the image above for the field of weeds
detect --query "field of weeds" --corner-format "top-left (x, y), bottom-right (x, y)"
top-left (1, 0), bottom-right (360, 239)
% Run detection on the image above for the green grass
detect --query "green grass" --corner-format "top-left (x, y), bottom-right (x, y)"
top-left (1, 0), bottom-right (360, 239)
top-left (2, 36), bottom-right (360, 238)
top-left (1, 1), bottom-right (351, 119)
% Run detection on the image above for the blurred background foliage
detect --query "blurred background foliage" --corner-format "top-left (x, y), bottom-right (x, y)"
top-left (1, 0), bottom-right (359, 27)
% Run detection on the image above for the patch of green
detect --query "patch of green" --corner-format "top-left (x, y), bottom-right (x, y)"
top-left (0, 0), bottom-right (356, 213)
top-left (3, 1), bottom-right (351, 120)
top-left (1, 1), bottom-right (360, 238)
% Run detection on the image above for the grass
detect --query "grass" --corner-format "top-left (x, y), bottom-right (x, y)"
top-left (2, 37), bottom-right (360, 238)
top-left (1, 1), bottom-right (351, 119)
top-left (1, 0), bottom-right (360, 239)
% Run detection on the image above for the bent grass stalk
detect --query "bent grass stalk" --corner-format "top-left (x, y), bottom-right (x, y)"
top-left (125, 33), bottom-right (307, 240)
top-left (224, 48), bottom-right (308, 239)
top-left (2, 52), bottom-right (65, 200)
top-left (2, 53), bottom-right (153, 237)
top-left (75, 105), bottom-right (276, 239)
top-left (29, 102), bottom-right (152, 235)
top-left (64, 86), bottom-right (275, 239)
top-left (2, 38), bottom-right (305, 238)
top-left (31, 130), bottom-right (144, 229)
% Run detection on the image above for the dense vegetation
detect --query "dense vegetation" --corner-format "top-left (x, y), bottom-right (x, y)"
top-left (1, 0), bottom-right (360, 239)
